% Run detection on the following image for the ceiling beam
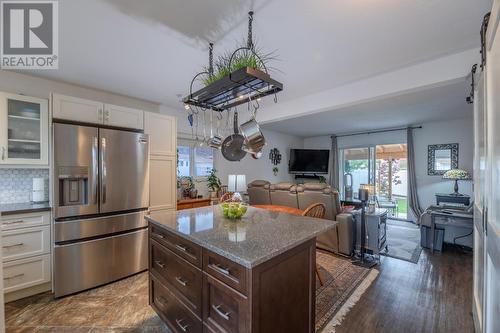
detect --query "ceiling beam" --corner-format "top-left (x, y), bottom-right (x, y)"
top-left (259, 48), bottom-right (479, 124)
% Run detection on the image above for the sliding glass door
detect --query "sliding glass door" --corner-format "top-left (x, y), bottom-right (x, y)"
top-left (340, 147), bottom-right (375, 200)
top-left (340, 143), bottom-right (408, 220)
top-left (375, 144), bottom-right (408, 220)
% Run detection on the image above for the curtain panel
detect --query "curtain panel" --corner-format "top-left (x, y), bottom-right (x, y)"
top-left (329, 135), bottom-right (340, 190)
top-left (407, 127), bottom-right (423, 220)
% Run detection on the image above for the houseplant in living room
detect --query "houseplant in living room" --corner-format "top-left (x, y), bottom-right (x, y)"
top-left (207, 168), bottom-right (222, 199)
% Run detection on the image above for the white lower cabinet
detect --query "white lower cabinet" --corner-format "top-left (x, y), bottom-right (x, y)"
top-left (3, 255), bottom-right (51, 294)
top-left (1, 211), bottom-right (51, 301)
top-left (2, 226), bottom-right (50, 262)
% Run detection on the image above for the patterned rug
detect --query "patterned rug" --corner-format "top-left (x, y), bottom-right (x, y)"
top-left (382, 219), bottom-right (422, 263)
top-left (315, 251), bottom-right (379, 333)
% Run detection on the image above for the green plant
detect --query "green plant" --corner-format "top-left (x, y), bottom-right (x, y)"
top-left (272, 166), bottom-right (279, 175)
top-left (318, 176), bottom-right (327, 183)
top-left (202, 41), bottom-right (277, 86)
top-left (180, 176), bottom-right (194, 189)
top-left (206, 169), bottom-right (222, 192)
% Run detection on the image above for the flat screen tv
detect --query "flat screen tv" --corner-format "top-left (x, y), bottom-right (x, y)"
top-left (289, 149), bottom-right (329, 174)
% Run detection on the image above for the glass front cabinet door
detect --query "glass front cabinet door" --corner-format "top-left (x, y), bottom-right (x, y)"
top-left (0, 92), bottom-right (49, 165)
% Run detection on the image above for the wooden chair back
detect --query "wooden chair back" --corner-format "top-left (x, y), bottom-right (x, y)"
top-left (302, 203), bottom-right (326, 219)
top-left (220, 192), bottom-right (233, 203)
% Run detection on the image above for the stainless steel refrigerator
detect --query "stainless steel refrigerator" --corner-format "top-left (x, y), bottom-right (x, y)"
top-left (53, 122), bottom-right (149, 297)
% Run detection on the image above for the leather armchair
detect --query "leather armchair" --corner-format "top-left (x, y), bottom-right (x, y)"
top-left (296, 183), bottom-right (354, 256)
top-left (269, 183), bottom-right (299, 208)
top-left (247, 180), bottom-right (271, 205)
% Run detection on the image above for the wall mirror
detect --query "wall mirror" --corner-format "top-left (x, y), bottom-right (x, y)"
top-left (428, 143), bottom-right (459, 175)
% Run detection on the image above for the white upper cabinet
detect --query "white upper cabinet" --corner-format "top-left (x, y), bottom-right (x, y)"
top-left (52, 94), bottom-right (144, 130)
top-left (52, 94), bottom-right (103, 125)
top-left (103, 103), bottom-right (144, 130)
top-left (0, 92), bottom-right (49, 165)
top-left (144, 112), bottom-right (176, 156)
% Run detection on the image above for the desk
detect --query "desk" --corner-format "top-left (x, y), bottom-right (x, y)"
top-left (430, 210), bottom-right (473, 253)
top-left (435, 193), bottom-right (470, 206)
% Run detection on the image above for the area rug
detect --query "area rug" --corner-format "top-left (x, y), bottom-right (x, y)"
top-left (315, 252), bottom-right (379, 333)
top-left (381, 219), bottom-right (422, 263)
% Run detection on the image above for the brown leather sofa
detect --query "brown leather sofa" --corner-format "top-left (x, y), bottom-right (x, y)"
top-left (296, 183), bottom-right (354, 256)
top-left (247, 180), bottom-right (271, 205)
top-left (247, 181), bottom-right (354, 256)
top-left (269, 182), bottom-right (299, 208)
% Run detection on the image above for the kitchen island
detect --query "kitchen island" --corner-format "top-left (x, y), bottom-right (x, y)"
top-left (146, 205), bottom-right (336, 333)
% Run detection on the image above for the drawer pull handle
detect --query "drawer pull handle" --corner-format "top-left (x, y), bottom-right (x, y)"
top-left (153, 233), bottom-right (165, 239)
top-left (155, 260), bottom-right (165, 269)
top-left (175, 244), bottom-right (189, 253)
top-left (4, 273), bottom-right (24, 280)
top-left (3, 220), bottom-right (24, 225)
top-left (212, 304), bottom-right (231, 321)
top-left (175, 276), bottom-right (188, 287)
top-left (175, 318), bottom-right (190, 332)
top-left (157, 296), bottom-right (168, 307)
top-left (3, 242), bottom-right (24, 249)
top-left (211, 263), bottom-right (231, 276)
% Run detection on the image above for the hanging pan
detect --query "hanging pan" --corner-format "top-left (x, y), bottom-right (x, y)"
top-left (208, 110), bottom-right (223, 149)
top-left (240, 100), bottom-right (266, 155)
top-left (221, 110), bottom-right (247, 161)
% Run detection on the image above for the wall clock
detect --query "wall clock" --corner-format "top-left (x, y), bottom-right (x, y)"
top-left (269, 148), bottom-right (281, 165)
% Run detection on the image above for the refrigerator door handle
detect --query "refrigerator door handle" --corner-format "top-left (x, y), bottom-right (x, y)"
top-left (92, 136), bottom-right (99, 205)
top-left (101, 137), bottom-right (107, 204)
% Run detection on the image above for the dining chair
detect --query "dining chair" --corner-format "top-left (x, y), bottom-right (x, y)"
top-left (219, 192), bottom-right (233, 203)
top-left (302, 203), bottom-right (327, 286)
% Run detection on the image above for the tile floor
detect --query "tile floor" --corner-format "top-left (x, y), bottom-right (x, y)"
top-left (5, 272), bottom-right (170, 332)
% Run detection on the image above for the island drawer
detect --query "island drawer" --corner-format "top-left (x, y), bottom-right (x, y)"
top-left (150, 275), bottom-right (202, 333)
top-left (203, 273), bottom-right (249, 333)
top-left (151, 239), bottom-right (202, 316)
top-left (150, 225), bottom-right (202, 268)
top-left (203, 250), bottom-right (249, 295)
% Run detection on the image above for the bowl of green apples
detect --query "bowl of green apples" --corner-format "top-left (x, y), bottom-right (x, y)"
top-left (221, 202), bottom-right (248, 219)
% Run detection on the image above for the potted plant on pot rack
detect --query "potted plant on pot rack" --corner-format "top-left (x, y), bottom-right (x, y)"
top-left (207, 169), bottom-right (222, 199)
top-left (180, 176), bottom-right (196, 199)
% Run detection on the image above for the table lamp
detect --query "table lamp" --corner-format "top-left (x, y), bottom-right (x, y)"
top-left (228, 175), bottom-right (247, 201)
top-left (360, 183), bottom-right (376, 213)
top-left (442, 169), bottom-right (471, 196)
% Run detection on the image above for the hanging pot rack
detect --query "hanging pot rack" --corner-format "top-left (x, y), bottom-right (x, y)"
top-left (183, 11), bottom-right (283, 112)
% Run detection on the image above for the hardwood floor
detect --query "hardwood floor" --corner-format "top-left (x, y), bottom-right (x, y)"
top-left (337, 245), bottom-right (474, 333)
top-left (4, 245), bottom-right (473, 333)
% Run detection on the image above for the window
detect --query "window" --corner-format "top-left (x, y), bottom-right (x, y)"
top-left (177, 140), bottom-right (214, 178)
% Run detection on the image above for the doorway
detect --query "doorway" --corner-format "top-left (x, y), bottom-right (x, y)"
top-left (340, 143), bottom-right (409, 221)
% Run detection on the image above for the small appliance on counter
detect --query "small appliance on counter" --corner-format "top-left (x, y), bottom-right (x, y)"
top-left (31, 177), bottom-right (45, 203)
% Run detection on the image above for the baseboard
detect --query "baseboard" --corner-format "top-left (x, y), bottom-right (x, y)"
top-left (4, 282), bottom-right (52, 303)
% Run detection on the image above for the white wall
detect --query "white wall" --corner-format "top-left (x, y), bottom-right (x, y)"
top-left (160, 105), bottom-right (306, 190)
top-left (303, 117), bottom-right (474, 220)
top-left (413, 117), bottom-right (473, 209)
top-left (215, 129), bottom-right (304, 186)
top-left (0, 70), bottom-right (159, 112)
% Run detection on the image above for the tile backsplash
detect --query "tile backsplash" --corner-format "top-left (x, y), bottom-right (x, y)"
top-left (0, 169), bottom-right (50, 204)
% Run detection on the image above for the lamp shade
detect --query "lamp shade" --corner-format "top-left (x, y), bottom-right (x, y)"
top-left (442, 169), bottom-right (471, 180)
top-left (360, 183), bottom-right (375, 196)
top-left (228, 175), bottom-right (247, 192)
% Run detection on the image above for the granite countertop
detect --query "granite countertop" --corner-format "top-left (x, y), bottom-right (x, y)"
top-left (146, 205), bottom-right (336, 268)
top-left (0, 202), bottom-right (51, 216)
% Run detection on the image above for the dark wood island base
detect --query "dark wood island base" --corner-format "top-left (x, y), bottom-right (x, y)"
top-left (148, 222), bottom-right (316, 333)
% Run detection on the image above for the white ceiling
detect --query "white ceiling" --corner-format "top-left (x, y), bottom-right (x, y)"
top-left (25, 0), bottom-right (491, 110)
top-left (261, 80), bottom-right (473, 137)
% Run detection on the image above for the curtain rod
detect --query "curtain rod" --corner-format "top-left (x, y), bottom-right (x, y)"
top-left (331, 126), bottom-right (422, 138)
